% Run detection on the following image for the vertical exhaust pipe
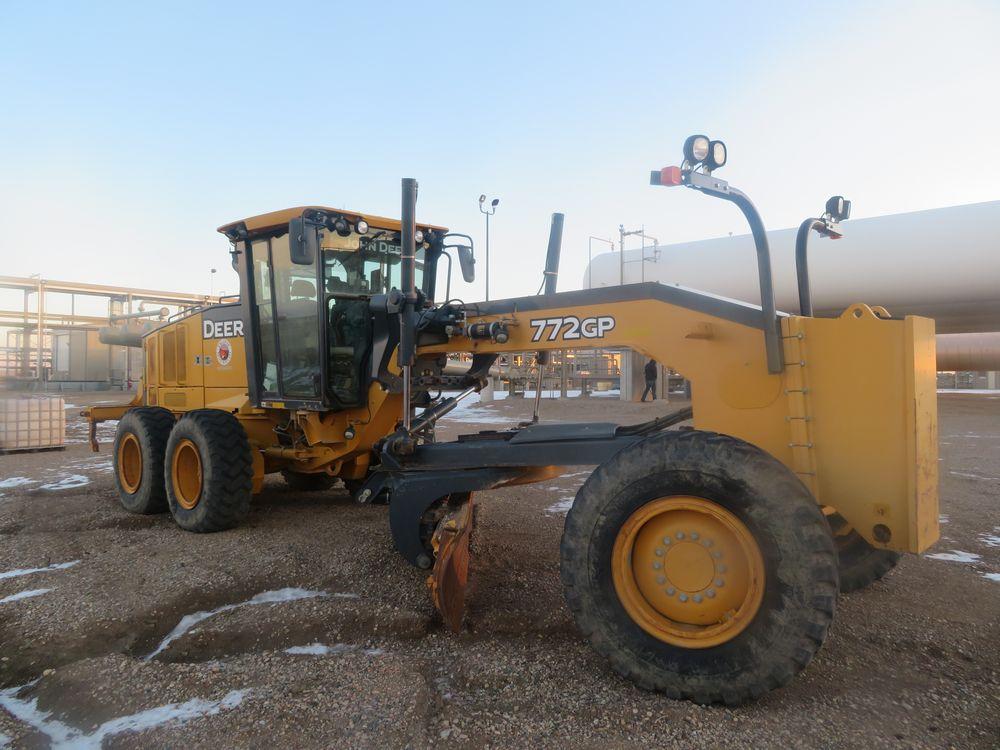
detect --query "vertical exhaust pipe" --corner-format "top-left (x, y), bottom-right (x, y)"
top-left (532, 213), bottom-right (564, 422)
top-left (399, 178), bottom-right (418, 431)
top-left (542, 212), bottom-right (564, 295)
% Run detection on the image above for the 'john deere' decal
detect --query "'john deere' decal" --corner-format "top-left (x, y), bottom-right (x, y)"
top-left (529, 316), bottom-right (616, 342)
top-left (203, 319), bottom-right (245, 339)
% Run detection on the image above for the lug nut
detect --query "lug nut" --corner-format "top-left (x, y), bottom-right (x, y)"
top-left (693, 594), bottom-right (703, 603)
top-left (706, 589), bottom-right (716, 598)
top-left (714, 578), bottom-right (724, 587)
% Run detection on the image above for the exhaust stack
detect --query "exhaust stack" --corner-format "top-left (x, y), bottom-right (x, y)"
top-left (532, 213), bottom-right (565, 423)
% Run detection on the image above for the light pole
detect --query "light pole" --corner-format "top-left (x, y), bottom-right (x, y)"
top-left (588, 236), bottom-right (614, 289)
top-left (478, 194), bottom-right (499, 301)
top-left (209, 267), bottom-right (217, 297)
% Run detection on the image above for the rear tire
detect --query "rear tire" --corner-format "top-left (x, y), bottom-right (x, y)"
top-left (165, 410), bottom-right (253, 532)
top-left (112, 407), bottom-right (174, 514)
top-left (560, 430), bottom-right (839, 705)
top-left (827, 511), bottom-right (901, 593)
top-left (281, 470), bottom-right (337, 492)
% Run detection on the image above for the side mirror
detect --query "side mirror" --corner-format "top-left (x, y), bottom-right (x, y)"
top-left (289, 217), bottom-right (320, 265)
top-left (457, 246), bottom-right (476, 283)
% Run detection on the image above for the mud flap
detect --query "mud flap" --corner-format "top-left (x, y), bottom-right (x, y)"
top-left (428, 495), bottom-right (475, 632)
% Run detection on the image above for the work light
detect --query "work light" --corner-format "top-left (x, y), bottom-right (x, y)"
top-left (683, 134), bottom-right (710, 164)
top-left (333, 217), bottom-right (351, 237)
top-left (825, 195), bottom-right (851, 222)
top-left (707, 140), bottom-right (727, 170)
top-left (414, 229), bottom-right (425, 244)
top-left (355, 219), bottom-right (369, 235)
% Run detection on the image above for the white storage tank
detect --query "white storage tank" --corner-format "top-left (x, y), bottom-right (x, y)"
top-left (584, 201), bottom-right (1000, 334)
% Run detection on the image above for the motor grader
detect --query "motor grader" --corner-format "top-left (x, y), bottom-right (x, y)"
top-left (86, 135), bottom-right (938, 704)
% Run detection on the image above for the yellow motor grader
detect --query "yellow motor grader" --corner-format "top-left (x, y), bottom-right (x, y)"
top-left (87, 136), bottom-right (938, 704)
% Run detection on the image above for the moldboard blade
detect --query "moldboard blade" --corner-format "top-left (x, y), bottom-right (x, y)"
top-left (428, 497), bottom-right (475, 632)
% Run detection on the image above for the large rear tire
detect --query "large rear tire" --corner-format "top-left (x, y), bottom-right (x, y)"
top-left (827, 511), bottom-right (901, 593)
top-left (112, 407), bottom-right (174, 514)
top-left (560, 430), bottom-right (839, 705)
top-left (165, 410), bottom-right (253, 532)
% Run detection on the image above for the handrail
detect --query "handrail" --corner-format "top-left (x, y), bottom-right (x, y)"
top-left (795, 218), bottom-right (824, 317)
top-left (683, 172), bottom-right (783, 373)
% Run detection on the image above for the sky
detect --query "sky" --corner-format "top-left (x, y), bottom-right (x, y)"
top-left (1, 0), bottom-right (999, 313)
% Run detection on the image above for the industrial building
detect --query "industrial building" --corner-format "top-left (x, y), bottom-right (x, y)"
top-left (0, 276), bottom-right (214, 391)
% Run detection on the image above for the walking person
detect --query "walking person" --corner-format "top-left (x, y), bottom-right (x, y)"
top-left (641, 359), bottom-right (658, 402)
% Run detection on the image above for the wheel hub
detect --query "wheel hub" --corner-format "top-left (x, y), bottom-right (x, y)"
top-left (612, 496), bottom-right (765, 648)
top-left (117, 432), bottom-right (142, 494)
top-left (172, 439), bottom-right (203, 510)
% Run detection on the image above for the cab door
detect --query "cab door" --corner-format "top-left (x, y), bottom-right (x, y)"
top-left (247, 234), bottom-right (323, 407)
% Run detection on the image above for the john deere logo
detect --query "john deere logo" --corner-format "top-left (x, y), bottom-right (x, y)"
top-left (215, 338), bottom-right (233, 367)
top-left (202, 319), bottom-right (245, 339)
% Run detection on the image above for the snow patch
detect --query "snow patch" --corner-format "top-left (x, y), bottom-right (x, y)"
top-left (438, 404), bottom-right (512, 425)
top-left (0, 588), bottom-right (51, 604)
top-left (937, 389), bottom-right (1000, 395)
top-left (982, 573), bottom-right (1000, 583)
top-left (145, 587), bottom-right (333, 660)
top-left (0, 477), bottom-right (36, 489)
top-left (65, 456), bottom-right (114, 474)
top-left (0, 683), bottom-right (247, 749)
top-left (950, 470), bottom-right (1000, 482)
top-left (38, 475), bottom-right (89, 491)
top-left (925, 550), bottom-right (982, 564)
top-left (978, 530), bottom-right (1000, 548)
top-left (545, 495), bottom-right (576, 516)
top-left (285, 642), bottom-right (383, 657)
top-left (0, 560), bottom-right (79, 580)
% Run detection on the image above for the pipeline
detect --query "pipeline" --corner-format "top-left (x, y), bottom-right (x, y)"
top-left (935, 332), bottom-right (1000, 371)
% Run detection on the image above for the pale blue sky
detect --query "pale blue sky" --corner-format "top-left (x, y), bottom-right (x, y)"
top-left (1, 0), bottom-right (998, 308)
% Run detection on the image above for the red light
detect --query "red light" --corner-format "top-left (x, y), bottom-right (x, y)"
top-left (659, 166), bottom-right (683, 186)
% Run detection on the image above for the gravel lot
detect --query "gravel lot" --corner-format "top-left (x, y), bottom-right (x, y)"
top-left (0, 391), bottom-right (997, 748)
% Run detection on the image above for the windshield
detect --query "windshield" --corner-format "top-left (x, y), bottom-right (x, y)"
top-left (323, 233), bottom-right (425, 295)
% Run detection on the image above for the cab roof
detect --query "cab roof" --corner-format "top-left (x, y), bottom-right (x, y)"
top-left (217, 206), bottom-right (448, 237)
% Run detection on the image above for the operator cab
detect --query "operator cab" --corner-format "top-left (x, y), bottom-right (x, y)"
top-left (219, 206), bottom-right (450, 412)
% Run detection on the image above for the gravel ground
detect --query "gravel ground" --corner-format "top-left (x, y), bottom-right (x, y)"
top-left (0, 391), bottom-right (997, 749)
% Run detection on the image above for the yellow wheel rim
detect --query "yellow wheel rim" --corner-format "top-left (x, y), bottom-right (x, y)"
top-left (171, 439), bottom-right (203, 510)
top-left (612, 496), bottom-right (765, 649)
top-left (117, 433), bottom-right (142, 494)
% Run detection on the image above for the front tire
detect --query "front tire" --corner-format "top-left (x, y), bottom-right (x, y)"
top-left (112, 407), bottom-right (174, 514)
top-left (165, 410), bottom-right (252, 532)
top-left (560, 430), bottom-right (839, 705)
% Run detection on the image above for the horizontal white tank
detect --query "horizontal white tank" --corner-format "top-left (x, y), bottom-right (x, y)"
top-left (936, 332), bottom-right (1000, 371)
top-left (584, 201), bottom-right (1000, 335)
